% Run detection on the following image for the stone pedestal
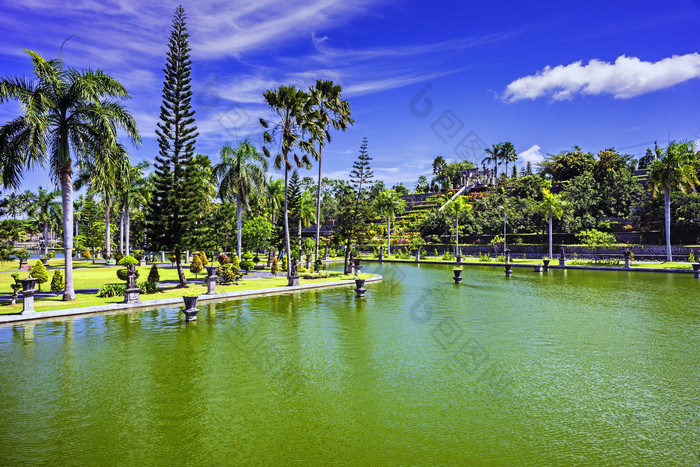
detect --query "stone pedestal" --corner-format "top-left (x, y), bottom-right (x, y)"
top-left (161, 251), bottom-right (166, 263)
top-left (453, 270), bottom-right (462, 284)
top-left (287, 275), bottom-right (300, 286)
top-left (206, 266), bottom-right (218, 295)
top-left (692, 263), bottom-right (699, 278)
top-left (123, 287), bottom-right (140, 304)
top-left (379, 246), bottom-right (384, 261)
top-left (623, 250), bottom-right (631, 269)
top-left (352, 258), bottom-right (362, 275)
top-left (415, 250), bottom-right (420, 263)
top-left (505, 264), bottom-right (513, 277)
top-left (19, 259), bottom-right (27, 269)
top-left (19, 278), bottom-right (38, 315)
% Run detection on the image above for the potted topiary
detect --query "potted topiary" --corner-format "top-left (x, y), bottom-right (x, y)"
top-left (453, 266), bottom-right (463, 284)
top-left (117, 256), bottom-right (139, 282)
top-left (16, 248), bottom-right (30, 269)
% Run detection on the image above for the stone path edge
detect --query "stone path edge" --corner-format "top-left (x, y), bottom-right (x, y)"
top-left (0, 275), bottom-right (383, 326)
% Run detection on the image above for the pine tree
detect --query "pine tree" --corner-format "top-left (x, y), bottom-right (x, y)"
top-left (339, 137), bottom-right (374, 272)
top-left (147, 6), bottom-right (199, 287)
top-left (526, 161), bottom-right (533, 175)
top-left (288, 170), bottom-right (302, 254)
top-left (31, 260), bottom-right (49, 291)
top-left (189, 253), bottom-right (203, 278)
top-left (50, 270), bottom-right (64, 294)
top-left (148, 263), bottom-right (160, 283)
top-left (199, 251), bottom-right (209, 267)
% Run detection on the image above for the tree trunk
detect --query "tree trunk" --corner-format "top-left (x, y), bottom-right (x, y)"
top-left (105, 200), bottom-right (111, 260)
top-left (60, 169), bottom-right (76, 301)
top-left (119, 212), bottom-right (124, 253)
top-left (298, 219), bottom-right (302, 259)
top-left (664, 188), bottom-right (672, 262)
top-left (176, 247), bottom-right (187, 286)
top-left (283, 165), bottom-right (292, 277)
top-left (548, 214), bottom-right (553, 259)
top-left (387, 216), bottom-right (391, 255)
top-left (344, 238), bottom-right (352, 274)
top-left (125, 207), bottom-right (130, 256)
top-left (314, 146), bottom-right (323, 261)
top-left (456, 218), bottom-right (459, 256)
top-left (43, 221), bottom-right (49, 257)
top-left (236, 198), bottom-right (243, 261)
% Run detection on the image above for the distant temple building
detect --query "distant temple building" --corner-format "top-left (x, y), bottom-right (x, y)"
top-left (460, 165), bottom-right (497, 186)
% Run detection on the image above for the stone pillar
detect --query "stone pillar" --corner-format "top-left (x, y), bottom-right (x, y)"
top-left (19, 278), bottom-right (38, 315)
top-left (206, 266), bottom-right (218, 295)
top-left (305, 255), bottom-right (311, 271)
top-left (415, 250), bottom-right (420, 263)
top-left (379, 246), bottom-right (384, 261)
top-left (161, 251), bottom-right (165, 263)
top-left (623, 250), bottom-right (631, 269)
top-left (323, 246), bottom-right (329, 260)
top-left (185, 250), bottom-right (190, 263)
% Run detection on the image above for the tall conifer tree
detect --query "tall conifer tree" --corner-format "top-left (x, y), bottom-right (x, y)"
top-left (147, 5), bottom-right (199, 287)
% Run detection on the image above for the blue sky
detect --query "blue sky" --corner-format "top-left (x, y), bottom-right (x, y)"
top-left (1, 0), bottom-right (700, 193)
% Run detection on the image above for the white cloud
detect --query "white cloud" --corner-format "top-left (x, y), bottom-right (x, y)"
top-left (503, 53), bottom-right (700, 102)
top-left (518, 145), bottom-right (544, 166)
top-left (694, 139), bottom-right (700, 151)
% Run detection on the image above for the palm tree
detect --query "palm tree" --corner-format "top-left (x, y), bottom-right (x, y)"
top-left (373, 189), bottom-right (405, 255)
top-left (648, 141), bottom-right (700, 261)
top-left (0, 50), bottom-right (139, 300)
top-left (483, 144), bottom-right (501, 181)
top-left (75, 141), bottom-right (128, 261)
top-left (27, 187), bottom-right (61, 257)
top-left (500, 142), bottom-right (518, 181)
top-left (538, 189), bottom-right (567, 259)
top-left (116, 160), bottom-right (150, 256)
top-left (446, 196), bottom-right (471, 257)
top-left (264, 177), bottom-right (284, 265)
top-left (309, 80), bottom-right (353, 261)
top-left (213, 139), bottom-right (267, 260)
top-left (260, 86), bottom-right (320, 281)
top-left (3, 192), bottom-right (28, 219)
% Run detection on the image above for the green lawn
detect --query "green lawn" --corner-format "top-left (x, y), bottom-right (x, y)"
top-left (0, 266), bottom-right (355, 315)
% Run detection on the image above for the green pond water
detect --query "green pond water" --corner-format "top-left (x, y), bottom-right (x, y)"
top-left (0, 263), bottom-right (698, 465)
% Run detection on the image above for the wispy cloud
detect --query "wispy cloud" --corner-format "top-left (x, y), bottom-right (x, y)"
top-left (503, 53), bottom-right (700, 102)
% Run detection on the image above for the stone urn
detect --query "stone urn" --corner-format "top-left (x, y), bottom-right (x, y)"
top-left (692, 263), bottom-right (700, 278)
top-left (542, 259), bottom-right (551, 271)
top-left (623, 250), bottom-right (632, 269)
top-left (40, 257), bottom-right (49, 266)
top-left (505, 263), bottom-right (513, 277)
top-left (354, 278), bottom-right (367, 297)
top-left (19, 278), bottom-right (39, 314)
top-left (19, 258), bottom-right (28, 269)
top-left (453, 269), bottom-right (462, 284)
top-left (182, 295), bottom-right (200, 322)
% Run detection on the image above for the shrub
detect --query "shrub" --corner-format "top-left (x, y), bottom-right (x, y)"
top-left (199, 251), bottom-right (209, 266)
top-left (83, 249), bottom-right (92, 259)
top-left (442, 251), bottom-right (454, 261)
top-left (217, 253), bottom-right (229, 265)
top-left (314, 258), bottom-right (323, 272)
top-left (114, 250), bottom-right (124, 263)
top-left (138, 280), bottom-right (158, 294)
top-left (30, 260), bottom-right (49, 291)
top-left (231, 254), bottom-right (240, 270)
top-left (190, 254), bottom-right (203, 278)
top-left (133, 250), bottom-right (144, 261)
top-left (50, 270), bottom-right (64, 293)
top-left (97, 283), bottom-right (125, 298)
top-left (240, 252), bottom-right (254, 272)
top-left (10, 273), bottom-right (22, 304)
top-left (478, 252), bottom-right (493, 262)
top-left (170, 251), bottom-right (177, 265)
top-left (147, 264), bottom-right (160, 283)
top-left (252, 255), bottom-right (260, 264)
top-left (16, 248), bottom-right (30, 260)
top-left (271, 257), bottom-right (279, 276)
top-left (301, 271), bottom-right (330, 279)
top-left (217, 264), bottom-right (239, 284)
top-left (117, 268), bottom-right (140, 282)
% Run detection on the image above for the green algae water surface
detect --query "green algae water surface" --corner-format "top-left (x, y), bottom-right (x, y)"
top-left (0, 263), bottom-right (698, 465)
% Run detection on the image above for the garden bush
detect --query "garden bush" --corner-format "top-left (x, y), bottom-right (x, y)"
top-left (240, 252), bottom-right (254, 272)
top-left (50, 270), bottom-right (64, 293)
top-left (97, 283), bottom-right (125, 298)
top-left (190, 254), bottom-right (203, 278)
top-left (30, 260), bottom-right (48, 291)
top-left (271, 257), bottom-right (279, 276)
top-left (147, 264), bottom-right (160, 283)
top-left (117, 256), bottom-right (139, 281)
top-left (138, 280), bottom-right (159, 294)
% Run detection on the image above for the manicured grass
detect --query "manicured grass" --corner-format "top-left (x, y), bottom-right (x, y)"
top-left (0, 268), bottom-right (355, 315)
top-left (0, 259), bottom-right (106, 271)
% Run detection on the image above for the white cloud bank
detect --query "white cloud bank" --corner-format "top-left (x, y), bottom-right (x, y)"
top-left (518, 144), bottom-right (544, 166)
top-left (503, 53), bottom-right (700, 102)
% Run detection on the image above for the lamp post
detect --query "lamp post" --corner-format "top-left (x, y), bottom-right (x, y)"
top-left (498, 205), bottom-right (506, 254)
